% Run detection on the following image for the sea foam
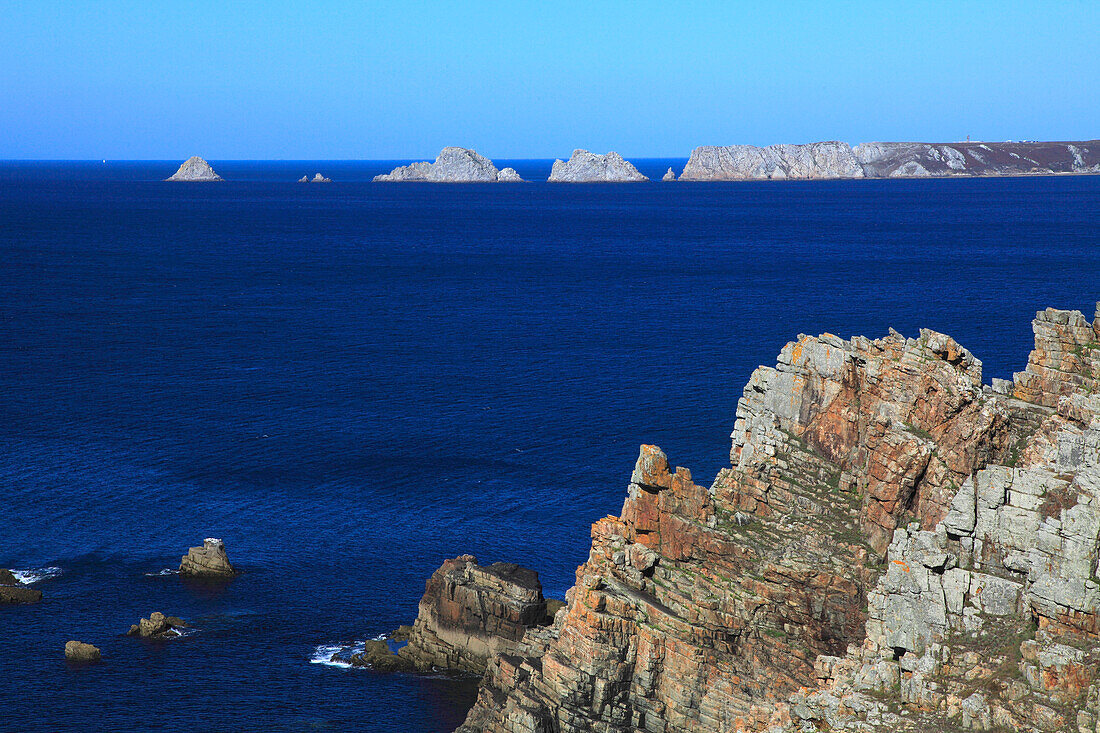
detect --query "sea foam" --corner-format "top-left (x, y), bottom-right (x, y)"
top-left (11, 567), bottom-right (62, 584)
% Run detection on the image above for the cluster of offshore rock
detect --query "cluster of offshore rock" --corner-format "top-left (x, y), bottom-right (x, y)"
top-left (344, 555), bottom-right (558, 675)
top-left (456, 303), bottom-right (1100, 733)
top-left (679, 140), bottom-right (1100, 180)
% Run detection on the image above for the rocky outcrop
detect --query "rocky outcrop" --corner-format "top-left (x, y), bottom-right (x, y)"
top-left (127, 612), bottom-right (189, 639)
top-left (681, 141), bottom-right (864, 180)
top-left (0, 569), bottom-right (42, 604)
top-left (680, 140), bottom-right (1100, 180)
top-left (64, 641), bottom-right (101, 662)
top-left (396, 555), bottom-right (550, 674)
top-left (662, 167), bottom-right (677, 182)
top-left (166, 156), bottom-right (223, 182)
top-left (458, 302), bottom-right (1100, 733)
top-left (1011, 305), bottom-right (1100, 407)
top-left (179, 538), bottom-right (237, 578)
top-left (548, 150), bottom-right (648, 182)
top-left (373, 148), bottom-right (523, 182)
top-left (299, 173), bottom-right (331, 183)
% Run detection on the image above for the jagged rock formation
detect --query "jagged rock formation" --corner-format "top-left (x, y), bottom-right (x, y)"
top-left (299, 173), bottom-right (332, 183)
top-left (165, 156), bottom-right (223, 182)
top-left (458, 303), bottom-right (1100, 733)
top-left (662, 167), bottom-right (677, 182)
top-left (373, 148), bottom-right (523, 182)
top-left (548, 150), bottom-right (648, 182)
top-left (64, 641), bottom-right (101, 662)
top-left (126, 612), bottom-right (189, 639)
top-left (397, 555), bottom-right (551, 674)
top-left (179, 538), bottom-right (237, 578)
top-left (680, 140), bottom-right (1100, 180)
top-left (0, 569), bottom-right (41, 604)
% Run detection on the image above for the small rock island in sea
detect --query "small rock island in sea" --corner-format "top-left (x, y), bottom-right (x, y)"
top-left (547, 150), bottom-right (648, 182)
top-left (298, 173), bottom-right (331, 183)
top-left (373, 147), bottom-right (523, 182)
top-left (179, 538), bottom-right (237, 578)
top-left (165, 156), bottom-right (223, 182)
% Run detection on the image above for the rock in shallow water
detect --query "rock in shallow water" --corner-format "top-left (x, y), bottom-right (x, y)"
top-left (127, 611), bottom-right (189, 639)
top-left (64, 641), bottom-right (101, 663)
top-left (0, 568), bottom-right (42, 604)
top-left (179, 538), bottom-right (237, 578)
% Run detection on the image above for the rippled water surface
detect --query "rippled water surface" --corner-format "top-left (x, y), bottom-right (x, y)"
top-left (1, 160), bottom-right (1098, 731)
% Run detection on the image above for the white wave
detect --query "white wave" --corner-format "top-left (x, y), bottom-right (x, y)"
top-left (144, 568), bottom-right (179, 577)
top-left (310, 640), bottom-right (367, 669)
top-left (11, 566), bottom-right (62, 584)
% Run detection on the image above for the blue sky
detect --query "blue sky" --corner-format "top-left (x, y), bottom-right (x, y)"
top-left (2, 1), bottom-right (1096, 159)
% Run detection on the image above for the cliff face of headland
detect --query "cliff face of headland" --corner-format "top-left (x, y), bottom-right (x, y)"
top-left (373, 147), bottom-right (524, 182)
top-left (679, 140), bottom-right (1100, 180)
top-left (458, 303), bottom-right (1100, 733)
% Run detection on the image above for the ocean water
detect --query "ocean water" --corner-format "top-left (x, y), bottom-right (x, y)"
top-left (1, 160), bottom-right (1098, 732)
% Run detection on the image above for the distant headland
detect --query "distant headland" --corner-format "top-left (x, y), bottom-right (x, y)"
top-left (166, 139), bottom-right (1100, 183)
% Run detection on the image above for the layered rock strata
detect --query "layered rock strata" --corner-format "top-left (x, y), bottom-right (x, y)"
top-left (548, 150), bottom-right (648, 182)
top-left (394, 555), bottom-right (551, 674)
top-left (373, 148), bottom-right (523, 182)
top-left (458, 303), bottom-right (1100, 733)
top-left (165, 156), bottom-right (223, 182)
top-left (679, 140), bottom-right (1100, 180)
top-left (0, 568), bottom-right (42, 604)
top-left (179, 538), bottom-right (237, 578)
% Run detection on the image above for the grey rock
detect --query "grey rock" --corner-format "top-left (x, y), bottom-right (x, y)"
top-left (64, 640), bottom-right (101, 662)
top-left (662, 167), bottom-right (677, 182)
top-left (166, 156), bottom-right (223, 182)
top-left (374, 147), bottom-right (519, 182)
top-left (300, 173), bottom-right (331, 183)
top-left (679, 140), bottom-right (1100, 180)
top-left (547, 150), bottom-right (648, 182)
top-left (680, 141), bottom-right (863, 180)
top-left (179, 538), bottom-right (237, 578)
top-left (497, 167), bottom-right (523, 182)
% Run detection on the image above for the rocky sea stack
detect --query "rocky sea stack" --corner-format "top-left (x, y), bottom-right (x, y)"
top-left (547, 149), bottom-right (648, 182)
top-left (679, 140), bottom-right (1100, 180)
top-left (298, 173), bottom-right (332, 183)
top-left (373, 148), bottom-right (523, 183)
top-left (0, 569), bottom-right (42, 604)
top-left (458, 302), bottom-right (1100, 733)
top-left (165, 156), bottom-right (223, 182)
top-left (179, 538), bottom-right (237, 578)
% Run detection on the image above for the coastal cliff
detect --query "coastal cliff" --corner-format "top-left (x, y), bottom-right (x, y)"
top-left (373, 148), bottom-right (523, 182)
top-left (458, 303), bottom-right (1100, 732)
top-left (680, 140), bottom-right (1100, 180)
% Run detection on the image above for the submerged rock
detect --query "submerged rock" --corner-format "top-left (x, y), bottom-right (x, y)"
top-left (64, 641), bottom-right (101, 663)
top-left (165, 156), bottom-right (223, 182)
top-left (126, 612), bottom-right (189, 639)
top-left (547, 149), bottom-right (648, 182)
top-left (179, 538), bottom-right (237, 578)
top-left (661, 167), bottom-right (677, 182)
top-left (373, 148), bottom-right (522, 182)
top-left (396, 555), bottom-right (550, 674)
top-left (0, 569), bottom-right (42, 604)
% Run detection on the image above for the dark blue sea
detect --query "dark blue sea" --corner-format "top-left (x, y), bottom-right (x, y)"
top-left (1, 159), bottom-right (1098, 732)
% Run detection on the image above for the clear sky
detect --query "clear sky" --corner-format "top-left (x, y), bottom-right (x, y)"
top-left (2, 1), bottom-right (1097, 159)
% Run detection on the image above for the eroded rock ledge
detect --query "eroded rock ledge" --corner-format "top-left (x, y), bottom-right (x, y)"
top-left (458, 303), bottom-right (1100, 733)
